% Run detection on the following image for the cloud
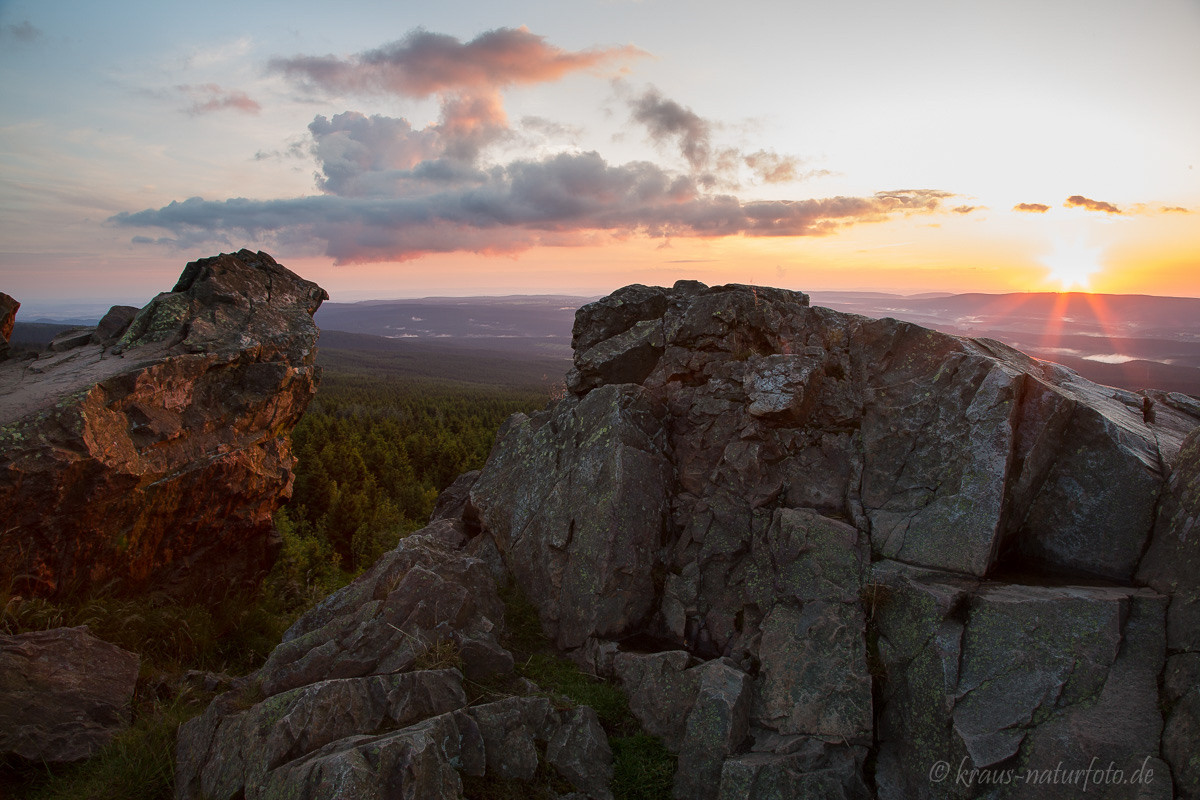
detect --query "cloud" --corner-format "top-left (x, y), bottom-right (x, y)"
top-left (270, 27), bottom-right (643, 98)
top-left (1064, 195), bottom-right (1121, 214)
top-left (519, 116), bottom-right (584, 143)
top-left (177, 84), bottom-right (261, 115)
top-left (1013, 202), bottom-right (1051, 213)
top-left (1161, 206), bottom-right (1190, 214)
top-left (4, 20), bottom-right (42, 42)
top-left (629, 88), bottom-right (714, 172)
top-left (273, 27), bottom-right (640, 165)
top-left (951, 205), bottom-right (979, 214)
top-left (112, 144), bottom-right (952, 263)
top-left (743, 150), bottom-right (827, 184)
top-left (627, 87), bottom-right (820, 186)
top-left (114, 30), bottom-right (952, 266)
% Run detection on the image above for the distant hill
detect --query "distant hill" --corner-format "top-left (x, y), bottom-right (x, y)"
top-left (14, 289), bottom-right (1200, 396)
top-left (808, 290), bottom-right (1200, 395)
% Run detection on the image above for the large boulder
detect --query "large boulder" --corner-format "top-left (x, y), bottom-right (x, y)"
top-left (0, 626), bottom-right (140, 763)
top-left (0, 250), bottom-right (327, 601)
top-left (464, 280), bottom-right (1200, 796)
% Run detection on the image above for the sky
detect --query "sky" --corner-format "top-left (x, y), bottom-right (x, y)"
top-left (1, 0), bottom-right (1198, 314)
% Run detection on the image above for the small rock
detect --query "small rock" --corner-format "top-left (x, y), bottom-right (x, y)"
top-left (0, 626), bottom-right (140, 763)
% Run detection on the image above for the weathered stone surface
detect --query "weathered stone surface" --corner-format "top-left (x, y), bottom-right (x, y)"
top-left (718, 736), bottom-right (870, 800)
top-left (754, 601), bottom-right (871, 739)
top-left (0, 292), bottom-right (17, 344)
top-left (0, 291), bottom-right (18, 361)
top-left (0, 250), bottom-right (327, 601)
top-left (674, 659), bottom-right (752, 800)
top-left (547, 705), bottom-right (614, 800)
top-left (1162, 653), bottom-right (1200, 799)
top-left (178, 278), bottom-right (1200, 798)
top-left (614, 650), bottom-right (699, 750)
top-left (176, 669), bottom-right (467, 800)
top-left (49, 327), bottom-right (95, 351)
top-left (872, 560), bottom-right (1169, 800)
top-left (177, 522), bottom-right (616, 800)
top-left (1139, 427), bottom-right (1200, 652)
top-left (470, 382), bottom-right (672, 649)
top-left (461, 280), bottom-right (1199, 795)
top-left (0, 626), bottom-right (139, 763)
top-left (92, 304), bottom-right (139, 346)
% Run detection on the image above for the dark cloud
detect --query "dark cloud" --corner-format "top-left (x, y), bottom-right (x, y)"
top-left (177, 84), bottom-right (261, 115)
top-left (627, 88), bottom-right (822, 189)
top-left (4, 20), bottom-right (42, 42)
top-left (630, 88), bottom-right (713, 171)
top-left (1013, 202), bottom-right (1051, 213)
top-left (1064, 195), bottom-right (1121, 214)
top-left (113, 143), bottom-right (952, 263)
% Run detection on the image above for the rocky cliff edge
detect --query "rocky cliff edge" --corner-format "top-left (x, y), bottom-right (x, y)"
top-left (178, 280), bottom-right (1200, 800)
top-left (0, 250), bottom-right (328, 601)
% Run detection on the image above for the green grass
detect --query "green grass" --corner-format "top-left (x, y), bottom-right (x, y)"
top-left (495, 584), bottom-right (676, 800)
top-left (611, 734), bottom-right (677, 800)
top-left (1, 688), bottom-right (211, 800)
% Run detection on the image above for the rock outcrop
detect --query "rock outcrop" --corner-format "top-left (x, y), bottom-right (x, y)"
top-left (0, 292), bottom-right (17, 361)
top-left (181, 280), bottom-right (1200, 799)
top-left (0, 626), bottom-right (140, 763)
top-left (0, 250), bottom-right (327, 601)
top-left (175, 520), bottom-right (613, 800)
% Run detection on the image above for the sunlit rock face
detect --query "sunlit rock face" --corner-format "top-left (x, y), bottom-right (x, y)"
top-left (0, 250), bottom-right (327, 602)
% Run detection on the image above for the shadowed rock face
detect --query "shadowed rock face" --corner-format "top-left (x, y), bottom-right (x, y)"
top-left (0, 626), bottom-right (140, 763)
top-left (178, 279), bottom-right (1199, 800)
top-left (0, 250), bottom-right (327, 601)
top-left (468, 281), bottom-right (1199, 799)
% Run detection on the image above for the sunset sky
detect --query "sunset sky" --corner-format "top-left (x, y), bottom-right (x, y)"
top-left (2, 0), bottom-right (1198, 314)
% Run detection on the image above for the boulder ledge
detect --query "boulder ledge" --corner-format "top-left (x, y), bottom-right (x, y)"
top-left (0, 250), bottom-right (327, 601)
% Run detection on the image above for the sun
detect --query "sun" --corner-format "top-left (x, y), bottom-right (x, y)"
top-left (1040, 237), bottom-right (1103, 290)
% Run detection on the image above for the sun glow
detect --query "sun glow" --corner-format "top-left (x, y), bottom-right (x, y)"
top-left (1040, 237), bottom-right (1104, 290)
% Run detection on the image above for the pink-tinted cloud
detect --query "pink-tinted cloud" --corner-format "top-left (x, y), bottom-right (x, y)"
top-left (742, 150), bottom-right (827, 184)
top-left (270, 27), bottom-right (644, 98)
top-left (1013, 202), bottom-right (1051, 213)
top-left (178, 84), bottom-right (261, 115)
top-left (274, 28), bottom-right (640, 165)
top-left (1064, 195), bottom-right (1121, 214)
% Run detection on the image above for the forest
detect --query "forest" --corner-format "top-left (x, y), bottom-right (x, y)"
top-left (1, 343), bottom-right (567, 799)
top-left (272, 366), bottom-right (551, 597)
